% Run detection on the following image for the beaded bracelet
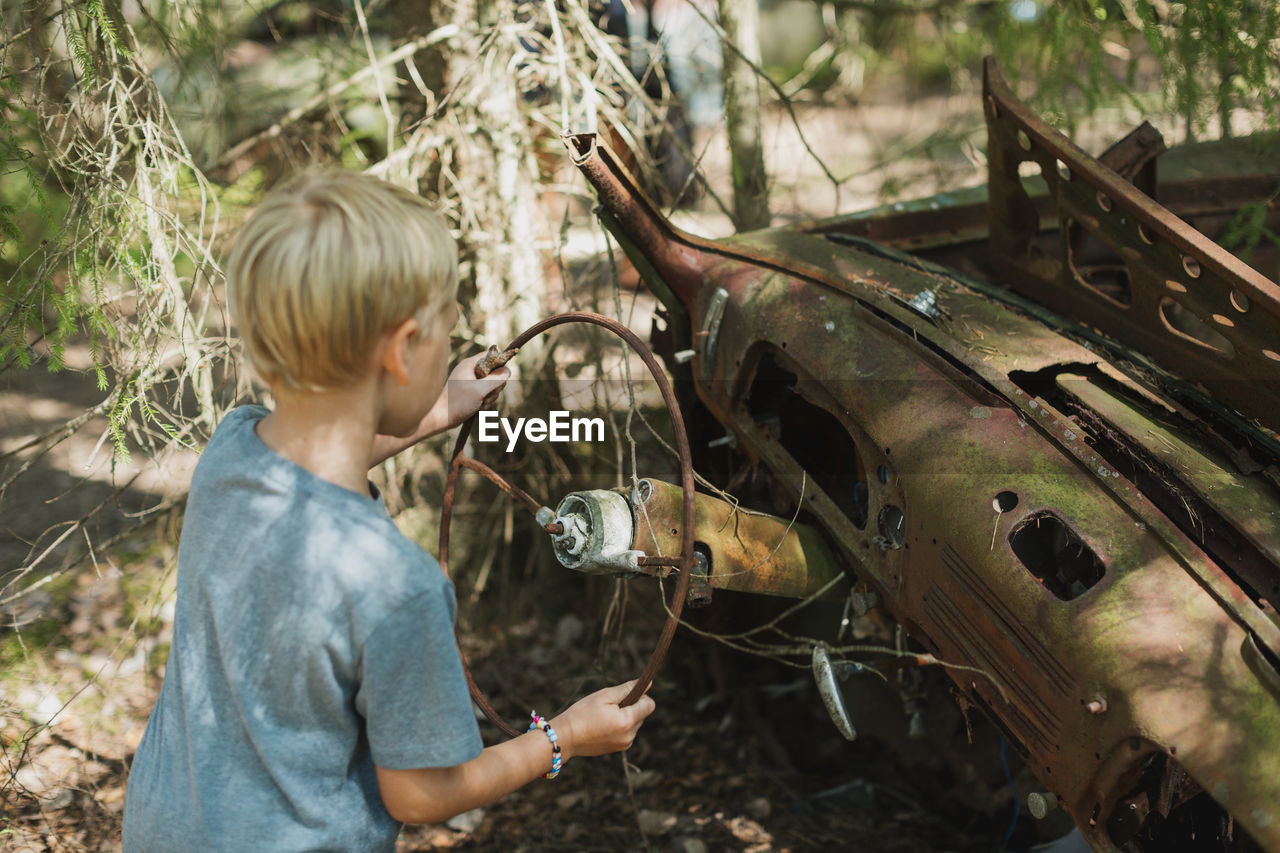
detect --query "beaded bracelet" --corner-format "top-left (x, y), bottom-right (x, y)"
top-left (528, 712), bottom-right (563, 779)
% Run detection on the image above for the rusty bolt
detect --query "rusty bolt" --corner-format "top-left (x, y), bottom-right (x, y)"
top-left (1027, 792), bottom-right (1059, 820)
top-left (1085, 697), bottom-right (1108, 715)
top-left (633, 479), bottom-right (653, 504)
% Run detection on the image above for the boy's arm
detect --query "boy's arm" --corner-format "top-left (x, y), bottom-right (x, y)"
top-left (375, 681), bottom-right (654, 825)
top-left (369, 353), bottom-right (509, 468)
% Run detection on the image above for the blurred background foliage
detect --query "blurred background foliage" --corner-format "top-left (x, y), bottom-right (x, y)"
top-left (1, 0), bottom-right (1278, 607)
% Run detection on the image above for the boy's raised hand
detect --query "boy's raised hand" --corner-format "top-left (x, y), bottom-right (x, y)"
top-left (552, 680), bottom-right (656, 760)
top-left (440, 352), bottom-right (510, 430)
top-left (369, 353), bottom-right (509, 468)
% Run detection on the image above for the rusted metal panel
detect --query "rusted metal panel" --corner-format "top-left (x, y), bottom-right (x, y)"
top-left (680, 246), bottom-right (1280, 833)
top-left (1056, 374), bottom-right (1280, 602)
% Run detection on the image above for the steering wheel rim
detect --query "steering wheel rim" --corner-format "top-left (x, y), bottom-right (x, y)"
top-left (438, 311), bottom-right (696, 738)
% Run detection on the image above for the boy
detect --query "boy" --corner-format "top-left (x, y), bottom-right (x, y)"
top-left (123, 172), bottom-right (655, 851)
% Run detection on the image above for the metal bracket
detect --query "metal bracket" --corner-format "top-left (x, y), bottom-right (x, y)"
top-left (700, 287), bottom-right (729, 379)
top-left (984, 57), bottom-right (1280, 432)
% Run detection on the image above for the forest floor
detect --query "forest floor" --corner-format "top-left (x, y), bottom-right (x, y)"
top-left (1, 549), bottom-right (1004, 853)
top-left (0, 78), bottom-right (1175, 851)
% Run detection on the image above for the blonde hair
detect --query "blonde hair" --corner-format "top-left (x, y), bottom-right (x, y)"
top-left (226, 171), bottom-right (458, 390)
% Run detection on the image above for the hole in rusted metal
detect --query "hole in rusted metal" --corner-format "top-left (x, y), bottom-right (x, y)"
top-left (1265, 349), bottom-right (1280, 362)
top-left (1016, 129), bottom-right (1032, 150)
top-left (1138, 223), bottom-right (1155, 244)
top-left (1009, 512), bottom-right (1105, 600)
top-left (878, 506), bottom-right (905, 548)
top-left (877, 465), bottom-right (890, 485)
top-left (1067, 218), bottom-right (1132, 306)
top-left (1158, 299), bottom-right (1235, 357)
top-left (1182, 255), bottom-right (1202, 278)
top-left (1165, 279), bottom-right (1187, 293)
top-left (1097, 191), bottom-right (1113, 212)
top-left (1230, 289), bottom-right (1250, 313)
top-left (744, 350), bottom-right (869, 529)
top-left (1055, 160), bottom-right (1071, 181)
top-left (993, 491), bottom-right (1019, 512)
top-left (1104, 750), bottom-right (1265, 852)
top-left (1212, 313), bottom-right (1234, 328)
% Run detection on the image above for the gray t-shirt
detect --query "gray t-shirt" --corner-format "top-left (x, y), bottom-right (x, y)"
top-left (124, 406), bottom-right (483, 852)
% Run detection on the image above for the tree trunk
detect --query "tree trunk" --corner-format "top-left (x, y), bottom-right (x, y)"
top-left (718, 0), bottom-right (770, 231)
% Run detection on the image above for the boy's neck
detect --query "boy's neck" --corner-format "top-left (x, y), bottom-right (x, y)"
top-left (256, 381), bottom-right (380, 496)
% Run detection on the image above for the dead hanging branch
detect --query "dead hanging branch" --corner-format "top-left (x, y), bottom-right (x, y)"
top-left (1, 5), bottom-right (239, 605)
top-left (2, 0), bottom-right (711, 619)
top-left (209, 25), bottom-right (463, 173)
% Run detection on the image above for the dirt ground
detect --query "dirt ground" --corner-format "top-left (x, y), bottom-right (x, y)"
top-left (1, 556), bottom-right (1002, 852)
top-left (0, 79), bottom-right (1178, 851)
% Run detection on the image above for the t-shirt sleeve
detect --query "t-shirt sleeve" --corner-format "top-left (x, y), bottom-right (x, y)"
top-left (356, 583), bottom-right (484, 770)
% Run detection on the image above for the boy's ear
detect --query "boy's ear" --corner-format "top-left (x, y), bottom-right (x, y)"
top-left (379, 317), bottom-right (420, 386)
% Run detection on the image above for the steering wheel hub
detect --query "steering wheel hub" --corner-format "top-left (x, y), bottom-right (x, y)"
top-left (550, 490), bottom-right (643, 573)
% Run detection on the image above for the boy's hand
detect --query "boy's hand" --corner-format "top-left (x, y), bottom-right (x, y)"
top-left (439, 353), bottom-right (510, 430)
top-left (552, 680), bottom-right (656, 761)
top-left (375, 679), bottom-right (654, 824)
top-left (368, 354), bottom-right (509, 468)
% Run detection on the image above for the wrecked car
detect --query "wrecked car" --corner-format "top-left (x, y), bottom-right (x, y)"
top-left (571, 56), bottom-right (1280, 851)
top-left (449, 57), bottom-right (1280, 852)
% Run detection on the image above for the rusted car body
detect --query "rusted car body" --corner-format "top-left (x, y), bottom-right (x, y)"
top-left (565, 59), bottom-right (1280, 851)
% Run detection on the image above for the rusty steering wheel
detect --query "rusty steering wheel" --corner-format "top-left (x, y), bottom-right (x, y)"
top-left (438, 311), bottom-right (695, 738)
